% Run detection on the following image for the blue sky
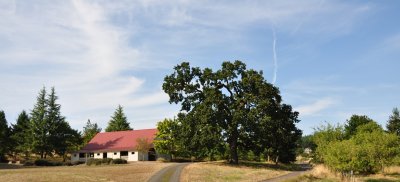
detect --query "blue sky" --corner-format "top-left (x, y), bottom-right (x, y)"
top-left (0, 0), bottom-right (399, 135)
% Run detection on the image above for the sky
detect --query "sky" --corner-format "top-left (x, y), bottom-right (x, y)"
top-left (0, 0), bottom-right (399, 135)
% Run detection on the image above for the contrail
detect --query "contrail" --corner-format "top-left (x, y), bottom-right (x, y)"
top-left (272, 27), bottom-right (278, 84)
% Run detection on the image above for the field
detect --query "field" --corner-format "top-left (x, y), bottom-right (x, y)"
top-left (286, 165), bottom-right (400, 182)
top-left (0, 162), bottom-right (170, 182)
top-left (180, 161), bottom-right (294, 182)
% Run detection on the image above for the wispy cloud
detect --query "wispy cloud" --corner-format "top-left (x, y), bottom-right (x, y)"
top-left (296, 98), bottom-right (336, 116)
top-left (0, 0), bottom-right (373, 131)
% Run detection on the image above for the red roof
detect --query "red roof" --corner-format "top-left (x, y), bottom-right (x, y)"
top-left (81, 129), bottom-right (157, 152)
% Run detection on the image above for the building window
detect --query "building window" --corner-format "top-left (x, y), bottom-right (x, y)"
top-left (114, 152), bottom-right (117, 155)
top-left (131, 152), bottom-right (135, 155)
top-left (79, 153), bottom-right (85, 158)
top-left (74, 154), bottom-right (77, 157)
top-left (89, 153), bottom-right (94, 158)
top-left (97, 153), bottom-right (100, 156)
top-left (120, 151), bottom-right (128, 156)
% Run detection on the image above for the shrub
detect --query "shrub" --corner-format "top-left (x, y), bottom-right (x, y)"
top-left (23, 160), bottom-right (34, 166)
top-left (112, 159), bottom-right (127, 164)
top-left (102, 158), bottom-right (112, 164)
top-left (34, 159), bottom-right (52, 166)
top-left (63, 161), bottom-right (72, 166)
top-left (86, 158), bottom-right (102, 166)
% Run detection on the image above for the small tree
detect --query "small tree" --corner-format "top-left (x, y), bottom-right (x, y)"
top-left (344, 115), bottom-right (374, 138)
top-left (387, 108), bottom-right (400, 136)
top-left (136, 138), bottom-right (152, 161)
top-left (82, 119), bottom-right (102, 145)
top-left (10, 110), bottom-right (31, 159)
top-left (0, 110), bottom-right (11, 162)
top-left (105, 105), bottom-right (132, 132)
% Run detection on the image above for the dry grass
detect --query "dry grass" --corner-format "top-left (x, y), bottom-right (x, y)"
top-left (0, 162), bottom-right (170, 182)
top-left (286, 165), bottom-right (400, 182)
top-left (180, 161), bottom-right (290, 182)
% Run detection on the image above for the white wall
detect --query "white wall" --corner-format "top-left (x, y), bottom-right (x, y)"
top-left (71, 151), bottom-right (147, 162)
top-left (128, 151), bottom-right (139, 161)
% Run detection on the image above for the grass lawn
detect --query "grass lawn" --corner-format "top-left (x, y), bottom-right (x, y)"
top-left (0, 162), bottom-right (170, 182)
top-left (180, 161), bottom-right (292, 182)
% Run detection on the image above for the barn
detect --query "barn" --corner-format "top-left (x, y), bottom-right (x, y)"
top-left (71, 129), bottom-right (158, 162)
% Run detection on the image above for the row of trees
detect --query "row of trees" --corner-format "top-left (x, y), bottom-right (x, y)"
top-left (155, 61), bottom-right (302, 164)
top-left (310, 110), bottom-right (400, 174)
top-left (0, 87), bottom-right (133, 162)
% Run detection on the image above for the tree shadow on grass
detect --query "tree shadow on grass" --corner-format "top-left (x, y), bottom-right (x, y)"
top-left (364, 179), bottom-right (397, 182)
top-left (215, 161), bottom-right (309, 171)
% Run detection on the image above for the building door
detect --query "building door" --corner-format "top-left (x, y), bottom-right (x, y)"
top-left (148, 148), bottom-right (156, 161)
top-left (103, 152), bottom-right (107, 158)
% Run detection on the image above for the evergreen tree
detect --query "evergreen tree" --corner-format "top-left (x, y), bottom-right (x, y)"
top-left (82, 119), bottom-right (102, 145)
top-left (105, 105), bottom-right (132, 132)
top-left (10, 110), bottom-right (31, 159)
top-left (344, 115), bottom-right (374, 138)
top-left (0, 110), bottom-right (11, 162)
top-left (30, 87), bottom-right (49, 158)
top-left (387, 108), bottom-right (400, 136)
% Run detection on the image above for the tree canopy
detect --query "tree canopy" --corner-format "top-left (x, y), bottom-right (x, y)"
top-left (82, 119), bottom-right (102, 145)
top-left (30, 87), bottom-right (81, 159)
top-left (10, 110), bottom-right (31, 159)
top-left (0, 110), bottom-right (11, 162)
top-left (344, 115), bottom-right (374, 138)
top-left (387, 107), bottom-right (400, 136)
top-left (105, 105), bottom-right (132, 132)
top-left (162, 61), bottom-right (301, 164)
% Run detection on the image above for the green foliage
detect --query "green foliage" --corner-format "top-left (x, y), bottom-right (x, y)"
top-left (10, 110), bottom-right (31, 159)
top-left (387, 107), bottom-right (400, 136)
top-left (314, 119), bottom-right (400, 174)
top-left (82, 119), bottom-right (102, 145)
top-left (34, 159), bottom-right (64, 166)
top-left (105, 105), bottom-right (132, 132)
top-left (344, 115), bottom-right (374, 138)
top-left (112, 158), bottom-right (128, 164)
top-left (154, 118), bottom-right (180, 158)
top-left (30, 87), bottom-right (82, 159)
top-left (0, 110), bottom-right (11, 162)
top-left (312, 123), bottom-right (345, 163)
top-left (86, 158), bottom-right (102, 166)
top-left (162, 61), bottom-right (301, 164)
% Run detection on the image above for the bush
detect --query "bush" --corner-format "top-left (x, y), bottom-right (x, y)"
top-left (102, 158), bottom-right (112, 164)
top-left (86, 158), bottom-right (102, 166)
top-left (34, 159), bottom-right (52, 166)
top-left (23, 160), bottom-right (34, 166)
top-left (112, 159), bottom-right (127, 164)
top-left (63, 161), bottom-right (72, 166)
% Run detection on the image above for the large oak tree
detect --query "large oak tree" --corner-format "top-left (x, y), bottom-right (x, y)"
top-left (162, 61), bottom-right (301, 164)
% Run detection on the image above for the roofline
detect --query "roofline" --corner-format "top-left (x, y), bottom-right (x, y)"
top-left (102, 128), bottom-right (157, 133)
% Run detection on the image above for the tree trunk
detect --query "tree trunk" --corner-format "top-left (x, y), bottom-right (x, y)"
top-left (40, 152), bottom-right (44, 159)
top-left (228, 134), bottom-right (239, 164)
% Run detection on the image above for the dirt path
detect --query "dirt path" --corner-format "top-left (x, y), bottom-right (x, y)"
top-left (147, 163), bottom-right (189, 182)
top-left (262, 164), bottom-right (312, 182)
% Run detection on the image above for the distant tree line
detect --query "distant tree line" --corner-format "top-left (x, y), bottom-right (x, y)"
top-left (0, 87), bottom-right (133, 162)
top-left (155, 61), bottom-right (302, 164)
top-left (308, 109), bottom-right (400, 174)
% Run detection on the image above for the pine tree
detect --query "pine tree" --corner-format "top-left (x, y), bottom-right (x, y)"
top-left (10, 110), bottom-right (31, 159)
top-left (0, 110), bottom-right (11, 162)
top-left (105, 105), bottom-right (132, 132)
top-left (387, 108), bottom-right (400, 136)
top-left (82, 119), bottom-right (102, 145)
top-left (30, 87), bottom-right (49, 159)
